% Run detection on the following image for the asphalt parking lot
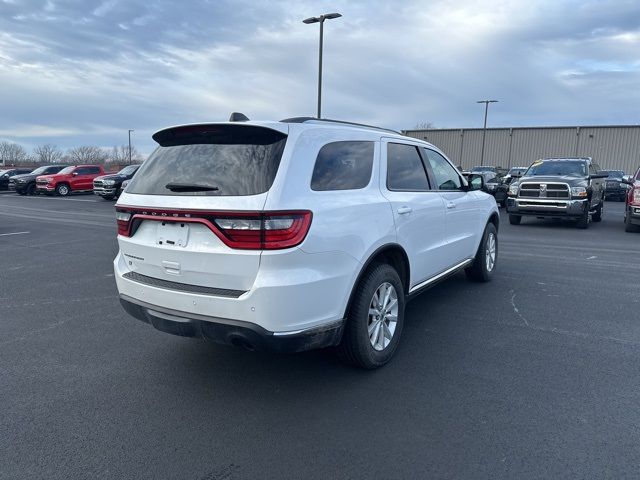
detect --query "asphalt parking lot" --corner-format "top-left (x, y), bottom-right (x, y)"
top-left (1, 193), bottom-right (639, 479)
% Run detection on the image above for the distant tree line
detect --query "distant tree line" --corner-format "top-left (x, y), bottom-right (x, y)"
top-left (0, 141), bottom-right (144, 167)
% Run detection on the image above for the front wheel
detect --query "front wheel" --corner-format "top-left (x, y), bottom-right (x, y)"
top-left (625, 212), bottom-right (640, 232)
top-left (26, 183), bottom-right (36, 195)
top-left (101, 195), bottom-right (114, 201)
top-left (465, 223), bottom-right (498, 282)
top-left (55, 184), bottom-right (70, 196)
top-left (592, 202), bottom-right (603, 222)
top-left (576, 207), bottom-right (589, 229)
top-left (337, 263), bottom-right (405, 369)
top-left (509, 214), bottom-right (521, 225)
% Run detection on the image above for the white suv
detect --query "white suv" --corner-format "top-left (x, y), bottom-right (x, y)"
top-left (114, 116), bottom-right (499, 368)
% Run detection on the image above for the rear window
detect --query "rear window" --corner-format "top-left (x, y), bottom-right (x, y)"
top-left (311, 141), bottom-right (374, 191)
top-left (126, 125), bottom-right (287, 196)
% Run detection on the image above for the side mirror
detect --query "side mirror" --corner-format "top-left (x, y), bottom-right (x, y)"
top-left (622, 175), bottom-right (634, 184)
top-left (467, 173), bottom-right (484, 191)
top-left (72, 172), bottom-right (79, 176)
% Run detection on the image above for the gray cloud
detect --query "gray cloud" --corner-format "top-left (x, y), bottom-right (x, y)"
top-left (0, 0), bottom-right (639, 156)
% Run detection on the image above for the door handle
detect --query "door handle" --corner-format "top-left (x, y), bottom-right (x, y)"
top-left (397, 206), bottom-right (412, 215)
top-left (446, 202), bottom-right (456, 209)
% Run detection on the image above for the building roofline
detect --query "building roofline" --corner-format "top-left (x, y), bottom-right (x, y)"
top-left (403, 124), bottom-right (640, 134)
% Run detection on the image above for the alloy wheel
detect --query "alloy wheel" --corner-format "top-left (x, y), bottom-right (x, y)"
top-left (367, 282), bottom-right (398, 351)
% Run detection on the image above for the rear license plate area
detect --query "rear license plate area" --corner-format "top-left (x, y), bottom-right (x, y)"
top-left (157, 222), bottom-right (189, 247)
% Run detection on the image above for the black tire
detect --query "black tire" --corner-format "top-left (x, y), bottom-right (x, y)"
top-left (337, 263), bottom-right (405, 369)
top-left (26, 183), bottom-right (36, 195)
top-left (625, 211), bottom-right (640, 232)
top-left (592, 201), bottom-right (603, 222)
top-left (102, 195), bottom-right (115, 201)
top-left (620, 195), bottom-right (627, 202)
top-left (55, 183), bottom-right (70, 196)
top-left (465, 223), bottom-right (498, 282)
top-left (17, 190), bottom-right (26, 196)
top-left (509, 214), bottom-right (521, 225)
top-left (576, 207), bottom-right (589, 229)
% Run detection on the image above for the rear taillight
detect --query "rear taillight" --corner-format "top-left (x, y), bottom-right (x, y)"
top-left (115, 207), bottom-right (312, 250)
top-left (115, 211), bottom-right (132, 236)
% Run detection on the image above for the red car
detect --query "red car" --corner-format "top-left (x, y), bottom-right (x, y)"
top-left (624, 167), bottom-right (640, 232)
top-left (36, 165), bottom-right (106, 196)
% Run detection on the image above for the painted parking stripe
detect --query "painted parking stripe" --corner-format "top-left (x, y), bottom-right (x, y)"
top-left (0, 231), bottom-right (30, 237)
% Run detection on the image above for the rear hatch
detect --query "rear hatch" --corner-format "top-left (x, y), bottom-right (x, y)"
top-left (115, 123), bottom-right (301, 293)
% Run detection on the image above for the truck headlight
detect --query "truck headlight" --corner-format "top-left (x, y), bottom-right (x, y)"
top-left (620, 183), bottom-right (627, 189)
top-left (103, 179), bottom-right (116, 186)
top-left (508, 185), bottom-right (519, 196)
top-left (633, 188), bottom-right (640, 205)
top-left (571, 187), bottom-right (587, 197)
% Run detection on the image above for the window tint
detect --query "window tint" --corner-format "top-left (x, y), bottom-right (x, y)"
top-left (75, 167), bottom-right (88, 175)
top-left (311, 141), bottom-right (374, 191)
top-left (127, 125), bottom-right (287, 196)
top-left (88, 167), bottom-right (100, 174)
top-left (387, 143), bottom-right (430, 191)
top-left (424, 149), bottom-right (462, 190)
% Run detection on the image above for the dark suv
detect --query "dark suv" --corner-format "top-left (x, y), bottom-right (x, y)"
top-left (506, 157), bottom-right (607, 229)
top-left (8, 165), bottom-right (68, 195)
top-left (603, 170), bottom-right (629, 202)
top-left (1, 168), bottom-right (33, 190)
top-left (93, 164), bottom-right (140, 200)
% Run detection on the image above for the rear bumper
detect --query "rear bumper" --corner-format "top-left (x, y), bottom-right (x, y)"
top-left (506, 197), bottom-right (588, 217)
top-left (120, 294), bottom-right (343, 352)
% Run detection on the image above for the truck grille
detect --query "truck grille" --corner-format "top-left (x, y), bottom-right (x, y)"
top-left (94, 180), bottom-right (104, 187)
top-left (519, 182), bottom-right (569, 199)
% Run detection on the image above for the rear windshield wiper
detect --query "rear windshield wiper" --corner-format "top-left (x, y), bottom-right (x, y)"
top-left (165, 183), bottom-right (220, 192)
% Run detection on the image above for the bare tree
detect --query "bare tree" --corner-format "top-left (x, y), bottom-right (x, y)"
top-left (33, 144), bottom-right (63, 164)
top-left (108, 144), bottom-right (142, 165)
top-left (0, 141), bottom-right (29, 166)
top-left (65, 145), bottom-right (109, 164)
top-left (414, 121), bottom-right (435, 130)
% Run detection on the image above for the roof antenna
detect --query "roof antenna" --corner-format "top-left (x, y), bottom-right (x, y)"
top-left (229, 112), bottom-right (250, 122)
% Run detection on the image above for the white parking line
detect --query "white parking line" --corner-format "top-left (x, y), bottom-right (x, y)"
top-left (0, 231), bottom-right (30, 237)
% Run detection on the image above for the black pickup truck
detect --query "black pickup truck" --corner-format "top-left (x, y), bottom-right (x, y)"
top-left (93, 164), bottom-right (140, 200)
top-left (506, 158), bottom-right (607, 229)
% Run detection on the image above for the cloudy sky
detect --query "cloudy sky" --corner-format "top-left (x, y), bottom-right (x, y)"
top-left (1, 0), bottom-right (639, 156)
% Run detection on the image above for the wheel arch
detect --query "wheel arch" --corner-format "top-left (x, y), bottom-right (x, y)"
top-left (342, 243), bottom-right (410, 319)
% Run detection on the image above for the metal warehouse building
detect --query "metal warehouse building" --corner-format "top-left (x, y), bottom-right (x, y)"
top-left (403, 125), bottom-right (640, 174)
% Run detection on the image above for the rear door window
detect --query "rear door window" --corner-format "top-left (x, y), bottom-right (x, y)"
top-left (311, 141), bottom-right (374, 191)
top-left (127, 125), bottom-right (287, 196)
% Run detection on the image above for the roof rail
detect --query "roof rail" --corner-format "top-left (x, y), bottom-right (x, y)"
top-left (280, 117), bottom-right (401, 135)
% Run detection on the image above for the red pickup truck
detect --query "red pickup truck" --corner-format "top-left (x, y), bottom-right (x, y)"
top-left (36, 165), bottom-right (105, 196)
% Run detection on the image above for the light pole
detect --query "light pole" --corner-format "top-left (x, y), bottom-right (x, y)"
top-left (476, 100), bottom-right (498, 166)
top-left (128, 129), bottom-right (134, 165)
top-left (303, 12), bottom-right (342, 119)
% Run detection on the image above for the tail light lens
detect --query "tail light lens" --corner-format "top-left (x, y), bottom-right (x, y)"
top-left (115, 207), bottom-right (312, 250)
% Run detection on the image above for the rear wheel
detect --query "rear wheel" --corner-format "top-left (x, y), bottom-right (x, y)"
top-left (55, 183), bottom-right (70, 196)
top-left (509, 214), bottom-right (521, 225)
top-left (465, 223), bottom-right (497, 282)
top-left (337, 263), bottom-right (405, 369)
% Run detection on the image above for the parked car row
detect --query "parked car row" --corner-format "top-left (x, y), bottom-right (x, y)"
top-left (5, 164), bottom-right (140, 200)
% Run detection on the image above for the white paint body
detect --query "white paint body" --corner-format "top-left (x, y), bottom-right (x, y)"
top-left (114, 120), bottom-right (498, 333)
